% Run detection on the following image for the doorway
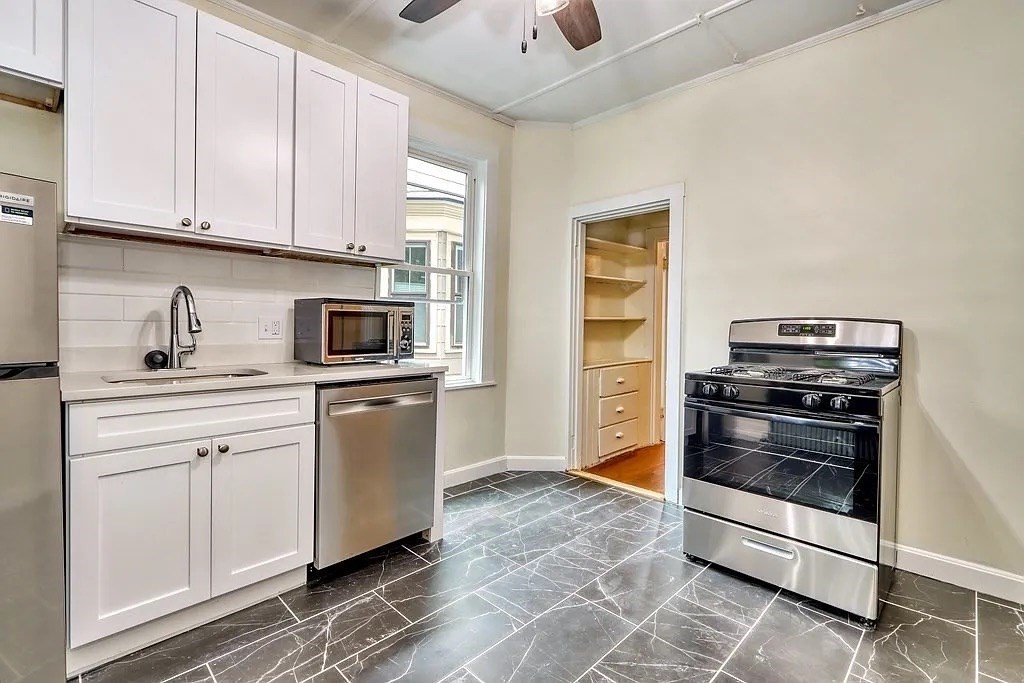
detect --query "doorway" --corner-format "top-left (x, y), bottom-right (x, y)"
top-left (566, 185), bottom-right (685, 504)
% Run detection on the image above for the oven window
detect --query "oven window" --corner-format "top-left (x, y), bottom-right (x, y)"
top-left (326, 311), bottom-right (390, 356)
top-left (683, 409), bottom-right (879, 523)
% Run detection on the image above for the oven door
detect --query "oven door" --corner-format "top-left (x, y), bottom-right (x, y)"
top-left (322, 304), bottom-right (397, 363)
top-left (683, 399), bottom-right (880, 561)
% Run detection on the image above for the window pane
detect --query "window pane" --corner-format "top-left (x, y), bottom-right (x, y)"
top-left (414, 301), bottom-right (429, 347)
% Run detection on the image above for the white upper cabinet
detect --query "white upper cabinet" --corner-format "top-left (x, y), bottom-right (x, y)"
top-left (354, 79), bottom-right (409, 262)
top-left (196, 14), bottom-right (294, 247)
top-left (293, 53), bottom-right (358, 255)
top-left (0, 0), bottom-right (63, 83)
top-left (65, 0), bottom-right (197, 232)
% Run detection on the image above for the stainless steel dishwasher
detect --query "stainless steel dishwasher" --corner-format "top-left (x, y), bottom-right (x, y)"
top-left (314, 377), bottom-right (438, 569)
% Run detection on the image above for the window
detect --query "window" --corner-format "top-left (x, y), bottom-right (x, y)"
top-left (379, 153), bottom-right (480, 384)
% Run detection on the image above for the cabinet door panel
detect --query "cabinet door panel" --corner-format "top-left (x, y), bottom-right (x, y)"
top-left (65, 0), bottom-right (196, 231)
top-left (196, 13), bottom-right (294, 246)
top-left (211, 425), bottom-right (314, 595)
top-left (353, 80), bottom-right (409, 262)
top-left (0, 0), bottom-right (62, 83)
top-left (294, 53), bottom-right (357, 255)
top-left (69, 440), bottom-right (212, 647)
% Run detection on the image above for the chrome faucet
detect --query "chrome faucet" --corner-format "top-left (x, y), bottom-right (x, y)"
top-left (169, 285), bottom-right (202, 369)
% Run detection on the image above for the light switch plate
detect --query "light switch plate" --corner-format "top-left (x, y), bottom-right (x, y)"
top-left (258, 316), bottom-right (283, 340)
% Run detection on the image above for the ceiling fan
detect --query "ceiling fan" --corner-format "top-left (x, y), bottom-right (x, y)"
top-left (399, 0), bottom-right (602, 52)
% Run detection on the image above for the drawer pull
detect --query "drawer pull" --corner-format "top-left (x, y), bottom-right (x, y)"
top-left (615, 406), bottom-right (625, 413)
top-left (615, 377), bottom-right (626, 384)
top-left (615, 432), bottom-right (624, 439)
top-left (741, 536), bottom-right (795, 560)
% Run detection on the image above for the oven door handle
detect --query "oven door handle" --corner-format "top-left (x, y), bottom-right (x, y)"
top-left (686, 399), bottom-right (880, 432)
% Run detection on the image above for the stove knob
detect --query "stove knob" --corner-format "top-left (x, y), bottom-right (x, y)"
top-left (802, 393), bottom-right (822, 409)
top-left (701, 383), bottom-right (719, 397)
top-left (830, 395), bottom-right (850, 411)
top-left (721, 385), bottom-right (740, 400)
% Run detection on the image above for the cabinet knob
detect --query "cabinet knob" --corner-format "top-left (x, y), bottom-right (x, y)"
top-left (357, 245), bottom-right (367, 253)
top-left (616, 377), bottom-right (625, 384)
top-left (200, 221), bottom-right (211, 231)
top-left (616, 406), bottom-right (625, 413)
top-left (615, 432), bottom-right (624, 439)
top-left (181, 217), bottom-right (193, 227)
top-left (197, 447), bottom-right (209, 457)
top-left (346, 242), bottom-right (355, 250)
top-left (217, 444), bottom-right (229, 454)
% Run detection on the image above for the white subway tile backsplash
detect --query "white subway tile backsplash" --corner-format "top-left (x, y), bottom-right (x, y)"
top-left (57, 237), bottom-right (378, 371)
top-left (58, 293), bottom-right (123, 321)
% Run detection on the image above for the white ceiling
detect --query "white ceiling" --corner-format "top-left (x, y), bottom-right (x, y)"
top-left (229, 0), bottom-right (924, 123)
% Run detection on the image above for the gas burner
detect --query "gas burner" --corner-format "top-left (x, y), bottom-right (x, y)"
top-left (791, 370), bottom-right (876, 386)
top-left (710, 365), bottom-right (791, 379)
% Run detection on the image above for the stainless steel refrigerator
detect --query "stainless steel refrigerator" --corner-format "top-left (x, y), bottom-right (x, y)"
top-left (0, 173), bottom-right (64, 683)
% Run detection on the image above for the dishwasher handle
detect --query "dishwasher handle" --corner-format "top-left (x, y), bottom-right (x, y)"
top-left (326, 390), bottom-right (434, 417)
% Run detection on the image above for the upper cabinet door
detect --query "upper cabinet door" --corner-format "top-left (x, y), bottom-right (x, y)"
top-left (210, 425), bottom-right (314, 596)
top-left (196, 14), bottom-right (294, 247)
top-left (353, 79), bottom-right (409, 262)
top-left (65, 0), bottom-right (197, 231)
top-left (0, 0), bottom-right (62, 83)
top-left (293, 53), bottom-right (358, 255)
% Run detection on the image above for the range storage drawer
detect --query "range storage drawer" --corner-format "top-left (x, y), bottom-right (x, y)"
top-left (67, 386), bottom-right (316, 455)
top-left (683, 509), bottom-right (879, 620)
top-left (598, 364), bottom-right (640, 397)
top-left (598, 418), bottom-right (638, 458)
top-left (599, 391), bottom-right (639, 426)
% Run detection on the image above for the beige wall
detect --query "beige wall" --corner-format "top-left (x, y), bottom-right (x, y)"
top-left (0, 0), bottom-right (513, 473)
top-left (508, 0), bottom-right (1024, 577)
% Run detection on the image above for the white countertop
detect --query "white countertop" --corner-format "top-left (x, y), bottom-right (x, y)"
top-left (61, 361), bottom-right (450, 402)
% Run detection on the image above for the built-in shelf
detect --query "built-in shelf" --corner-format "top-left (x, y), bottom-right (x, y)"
top-left (584, 274), bottom-right (647, 288)
top-left (583, 316), bottom-right (647, 323)
top-left (585, 237), bottom-right (647, 256)
top-left (582, 357), bottom-right (654, 370)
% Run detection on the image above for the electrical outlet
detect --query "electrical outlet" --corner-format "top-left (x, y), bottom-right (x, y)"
top-left (258, 316), bottom-right (283, 340)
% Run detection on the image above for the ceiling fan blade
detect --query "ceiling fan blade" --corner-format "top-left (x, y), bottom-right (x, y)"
top-left (552, 0), bottom-right (602, 50)
top-left (399, 0), bottom-right (464, 23)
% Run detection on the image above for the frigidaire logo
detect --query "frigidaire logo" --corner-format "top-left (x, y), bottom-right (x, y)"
top-left (758, 509), bottom-right (779, 518)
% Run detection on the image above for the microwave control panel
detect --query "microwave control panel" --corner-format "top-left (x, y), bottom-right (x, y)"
top-left (398, 310), bottom-right (415, 357)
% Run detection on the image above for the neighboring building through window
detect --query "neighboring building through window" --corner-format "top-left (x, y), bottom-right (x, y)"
top-left (380, 153), bottom-right (477, 382)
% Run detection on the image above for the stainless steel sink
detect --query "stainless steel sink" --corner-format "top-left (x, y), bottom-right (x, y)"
top-left (101, 367), bottom-right (268, 385)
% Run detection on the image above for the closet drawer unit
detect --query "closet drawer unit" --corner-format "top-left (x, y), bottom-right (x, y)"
top-left (599, 391), bottom-right (639, 426)
top-left (598, 364), bottom-right (640, 397)
top-left (598, 418), bottom-right (638, 458)
top-left (67, 386), bottom-right (315, 455)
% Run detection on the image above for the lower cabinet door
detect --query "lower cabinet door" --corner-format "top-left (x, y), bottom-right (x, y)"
top-left (210, 425), bottom-right (315, 596)
top-left (69, 440), bottom-right (213, 647)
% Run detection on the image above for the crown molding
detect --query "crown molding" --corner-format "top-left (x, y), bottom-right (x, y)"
top-left (571, 0), bottom-right (945, 129)
top-left (204, 0), bottom-right (516, 128)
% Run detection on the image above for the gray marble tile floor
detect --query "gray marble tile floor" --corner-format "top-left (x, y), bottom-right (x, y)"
top-left (76, 472), bottom-right (1024, 683)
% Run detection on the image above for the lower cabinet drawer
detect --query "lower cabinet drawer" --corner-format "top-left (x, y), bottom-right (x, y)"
top-left (598, 418), bottom-right (638, 458)
top-left (599, 391), bottom-right (639, 426)
top-left (599, 364), bottom-right (640, 397)
top-left (682, 509), bottom-right (879, 620)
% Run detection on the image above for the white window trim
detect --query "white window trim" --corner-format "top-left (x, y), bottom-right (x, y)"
top-left (378, 140), bottom-right (494, 389)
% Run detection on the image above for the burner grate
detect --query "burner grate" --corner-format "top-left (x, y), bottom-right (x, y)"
top-left (710, 365), bottom-right (791, 379)
top-left (790, 370), bottom-right (876, 386)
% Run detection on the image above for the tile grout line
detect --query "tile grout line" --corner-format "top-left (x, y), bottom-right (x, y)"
top-left (976, 594), bottom-right (1024, 609)
top-left (205, 662), bottom-right (218, 683)
top-left (975, 590), bottom-right (980, 683)
top-left (880, 598), bottom-right (977, 632)
top-left (777, 592), bottom-right (869, 633)
top-left (279, 595), bottom-right (301, 623)
top-left (710, 589), bottom-right (782, 681)
top-left (842, 629), bottom-right (865, 683)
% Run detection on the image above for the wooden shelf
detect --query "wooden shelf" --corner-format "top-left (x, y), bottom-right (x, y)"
top-left (585, 237), bottom-right (647, 256)
top-left (583, 316), bottom-right (647, 323)
top-left (584, 274), bottom-right (647, 288)
top-left (582, 357), bottom-right (654, 370)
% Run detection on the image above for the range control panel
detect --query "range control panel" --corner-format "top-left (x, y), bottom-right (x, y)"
top-left (778, 323), bottom-right (837, 337)
top-left (398, 310), bottom-right (415, 357)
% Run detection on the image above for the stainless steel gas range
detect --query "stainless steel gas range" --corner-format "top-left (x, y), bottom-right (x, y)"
top-left (681, 317), bottom-right (902, 623)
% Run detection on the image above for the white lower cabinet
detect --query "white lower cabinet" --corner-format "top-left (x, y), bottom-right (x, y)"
top-left (69, 440), bottom-right (212, 648)
top-left (211, 425), bottom-right (314, 596)
top-left (68, 388), bottom-right (315, 648)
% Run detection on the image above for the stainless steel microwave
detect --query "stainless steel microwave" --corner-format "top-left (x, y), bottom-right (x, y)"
top-left (294, 298), bottom-right (415, 365)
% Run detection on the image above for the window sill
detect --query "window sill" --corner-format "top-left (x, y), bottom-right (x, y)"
top-left (444, 379), bottom-right (497, 392)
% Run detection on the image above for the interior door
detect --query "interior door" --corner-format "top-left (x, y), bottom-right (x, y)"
top-left (210, 425), bottom-right (314, 596)
top-left (65, 0), bottom-right (197, 231)
top-left (0, 0), bottom-right (62, 82)
top-left (293, 53), bottom-right (357, 255)
top-left (68, 440), bottom-right (212, 647)
top-left (195, 13), bottom-right (294, 246)
top-left (353, 79), bottom-right (409, 262)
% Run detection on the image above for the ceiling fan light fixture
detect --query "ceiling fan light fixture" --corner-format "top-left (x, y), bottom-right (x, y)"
top-left (536, 0), bottom-right (569, 17)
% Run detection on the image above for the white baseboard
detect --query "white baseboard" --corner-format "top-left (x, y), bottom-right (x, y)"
top-left (443, 456), bottom-right (508, 488)
top-left (896, 543), bottom-right (1024, 605)
top-left (505, 455), bottom-right (567, 472)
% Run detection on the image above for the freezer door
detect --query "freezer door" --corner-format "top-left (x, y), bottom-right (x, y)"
top-left (0, 372), bottom-right (64, 683)
top-left (0, 173), bottom-right (58, 365)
